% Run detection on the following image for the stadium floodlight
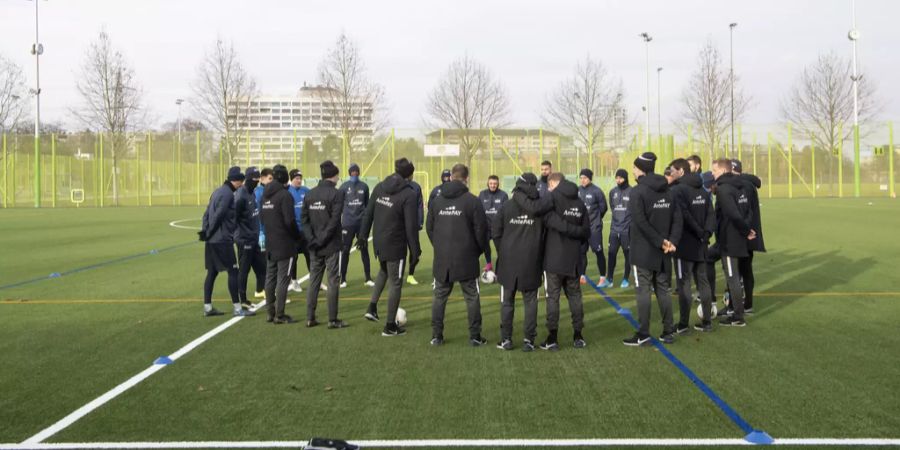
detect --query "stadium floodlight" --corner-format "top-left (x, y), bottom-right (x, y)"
top-left (28, 0), bottom-right (45, 208)
top-left (639, 32), bottom-right (652, 152)
top-left (175, 98), bottom-right (185, 145)
top-left (729, 22), bottom-right (737, 158)
top-left (656, 67), bottom-right (663, 140)
top-left (848, 0), bottom-right (862, 197)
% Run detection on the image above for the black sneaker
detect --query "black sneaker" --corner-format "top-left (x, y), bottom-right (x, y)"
top-left (717, 308), bottom-right (732, 317)
top-left (240, 301), bottom-right (253, 310)
top-left (719, 316), bottom-right (746, 327)
top-left (675, 323), bottom-right (691, 335)
top-left (623, 333), bottom-right (651, 347)
top-left (266, 315), bottom-right (275, 323)
top-left (430, 336), bottom-right (444, 346)
top-left (693, 322), bottom-right (713, 332)
top-left (522, 339), bottom-right (536, 352)
top-left (233, 309), bottom-right (256, 317)
top-left (539, 339), bottom-right (559, 351)
top-left (659, 332), bottom-right (675, 344)
top-left (469, 336), bottom-right (488, 347)
top-left (204, 308), bottom-right (224, 317)
top-left (364, 304), bottom-right (380, 322)
top-left (273, 315), bottom-right (296, 324)
top-left (381, 323), bottom-right (406, 336)
top-left (306, 319), bottom-right (320, 328)
top-left (496, 339), bottom-right (513, 350)
top-left (573, 331), bottom-right (586, 349)
top-left (327, 320), bottom-right (348, 329)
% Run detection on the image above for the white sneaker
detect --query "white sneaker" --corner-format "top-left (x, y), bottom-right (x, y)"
top-left (288, 281), bottom-right (302, 293)
top-left (339, 282), bottom-right (347, 289)
top-left (321, 283), bottom-right (328, 291)
top-left (253, 290), bottom-right (266, 299)
top-left (364, 280), bottom-right (375, 287)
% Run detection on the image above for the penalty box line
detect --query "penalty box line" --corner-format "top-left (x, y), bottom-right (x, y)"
top-left (585, 278), bottom-right (773, 445)
top-left (20, 238), bottom-right (371, 445)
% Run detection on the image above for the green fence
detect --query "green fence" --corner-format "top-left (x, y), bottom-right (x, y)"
top-left (1, 122), bottom-right (896, 208)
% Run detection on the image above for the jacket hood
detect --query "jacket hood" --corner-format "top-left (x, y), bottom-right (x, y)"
top-left (742, 173), bottom-right (762, 188)
top-left (717, 172), bottom-right (744, 188)
top-left (381, 173), bottom-right (408, 195)
top-left (554, 179), bottom-right (580, 199)
top-left (440, 180), bottom-right (469, 199)
top-left (639, 173), bottom-right (669, 192)
top-left (682, 172), bottom-right (703, 189)
top-left (263, 180), bottom-right (285, 199)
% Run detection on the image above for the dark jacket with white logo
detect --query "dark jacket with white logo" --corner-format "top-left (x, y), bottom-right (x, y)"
top-left (338, 178), bottom-right (369, 229)
top-left (673, 173), bottom-right (714, 262)
top-left (302, 179), bottom-right (345, 257)
top-left (628, 173), bottom-right (683, 273)
top-left (579, 183), bottom-right (607, 234)
top-left (714, 173), bottom-right (754, 259)
top-left (428, 182), bottom-right (447, 205)
top-left (360, 174), bottom-right (422, 263)
top-left (608, 184), bottom-right (632, 234)
top-left (410, 180), bottom-right (424, 229)
top-left (543, 180), bottom-right (591, 277)
top-left (426, 180), bottom-right (488, 283)
top-left (493, 183), bottom-right (552, 291)
top-left (260, 182), bottom-right (301, 261)
top-left (233, 184), bottom-right (260, 245)
top-left (478, 188), bottom-right (509, 228)
top-left (740, 173), bottom-right (766, 252)
top-left (202, 182), bottom-right (238, 244)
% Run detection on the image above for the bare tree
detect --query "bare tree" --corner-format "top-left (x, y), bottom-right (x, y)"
top-left (543, 55), bottom-right (624, 151)
top-left (317, 33), bottom-right (386, 153)
top-left (678, 39), bottom-right (750, 156)
top-left (71, 30), bottom-right (144, 206)
top-left (191, 38), bottom-right (256, 163)
top-left (424, 55), bottom-right (511, 166)
top-left (0, 54), bottom-right (28, 133)
top-left (781, 51), bottom-right (878, 154)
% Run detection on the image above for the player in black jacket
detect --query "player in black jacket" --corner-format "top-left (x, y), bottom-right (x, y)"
top-left (733, 160), bottom-right (765, 313)
top-left (260, 166), bottom-right (300, 324)
top-left (477, 175), bottom-right (508, 271)
top-left (540, 173), bottom-right (591, 351)
top-left (426, 164), bottom-right (489, 346)
top-left (301, 161), bottom-right (346, 329)
top-left (360, 158), bottom-right (422, 336)
top-left (622, 152), bottom-right (683, 346)
top-left (712, 159), bottom-right (756, 327)
top-left (493, 173), bottom-right (553, 352)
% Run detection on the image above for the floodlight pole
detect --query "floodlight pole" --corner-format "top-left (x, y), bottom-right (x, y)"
top-left (31, 0), bottom-right (43, 208)
top-left (849, 0), bottom-right (861, 197)
top-left (656, 67), bottom-right (663, 141)
top-left (729, 22), bottom-right (737, 159)
top-left (640, 32), bottom-right (652, 152)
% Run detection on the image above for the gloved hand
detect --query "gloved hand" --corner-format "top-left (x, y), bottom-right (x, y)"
top-left (355, 238), bottom-right (368, 251)
top-left (197, 230), bottom-right (208, 242)
top-left (483, 262), bottom-right (493, 272)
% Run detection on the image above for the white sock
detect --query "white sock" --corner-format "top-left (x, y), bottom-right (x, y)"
top-left (233, 303), bottom-right (242, 313)
top-left (204, 303), bottom-right (212, 313)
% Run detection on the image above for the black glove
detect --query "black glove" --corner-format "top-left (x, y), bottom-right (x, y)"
top-left (355, 237), bottom-right (368, 251)
top-left (197, 230), bottom-right (208, 242)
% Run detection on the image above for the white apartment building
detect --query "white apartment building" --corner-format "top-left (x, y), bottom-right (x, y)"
top-left (229, 84), bottom-right (374, 166)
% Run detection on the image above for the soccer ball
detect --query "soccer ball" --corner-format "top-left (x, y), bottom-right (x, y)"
top-left (480, 270), bottom-right (497, 284)
top-left (396, 307), bottom-right (408, 326)
top-left (697, 303), bottom-right (718, 320)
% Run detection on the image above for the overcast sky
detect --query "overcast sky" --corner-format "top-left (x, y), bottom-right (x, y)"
top-left (1, 0), bottom-right (896, 133)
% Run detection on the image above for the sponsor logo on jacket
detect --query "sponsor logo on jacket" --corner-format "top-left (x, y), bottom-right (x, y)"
top-left (738, 194), bottom-right (748, 204)
top-left (438, 205), bottom-right (462, 216)
top-left (348, 199), bottom-right (363, 207)
top-left (376, 196), bottom-right (394, 208)
top-left (652, 199), bottom-right (671, 209)
top-left (692, 195), bottom-right (707, 206)
top-left (309, 201), bottom-right (326, 211)
top-left (509, 214), bottom-right (535, 225)
top-left (563, 207), bottom-right (582, 218)
top-left (262, 200), bottom-right (274, 210)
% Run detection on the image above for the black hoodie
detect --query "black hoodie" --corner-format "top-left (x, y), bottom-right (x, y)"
top-left (628, 173), bottom-right (683, 273)
top-left (360, 173), bottom-right (422, 264)
top-left (674, 173), bottom-right (715, 262)
top-left (494, 179), bottom-right (550, 291)
top-left (739, 173), bottom-right (765, 252)
top-left (426, 180), bottom-right (488, 282)
top-left (543, 180), bottom-right (591, 277)
top-left (259, 181), bottom-right (300, 261)
top-left (714, 172), bottom-right (754, 258)
top-left (301, 179), bottom-right (345, 257)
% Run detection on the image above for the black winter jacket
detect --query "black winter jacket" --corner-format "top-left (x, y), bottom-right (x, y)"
top-left (543, 180), bottom-right (591, 277)
top-left (360, 174), bottom-right (422, 263)
top-left (302, 179), bottom-right (345, 257)
top-left (260, 182), bottom-right (301, 261)
top-left (714, 173), bottom-right (754, 258)
top-left (673, 173), bottom-right (714, 262)
top-left (426, 180), bottom-right (488, 282)
top-left (628, 173), bottom-right (683, 273)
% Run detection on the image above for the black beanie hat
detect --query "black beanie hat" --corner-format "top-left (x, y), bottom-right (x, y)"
top-left (227, 166), bottom-right (245, 182)
top-left (615, 168), bottom-right (629, 181)
top-left (349, 163), bottom-right (360, 176)
top-left (289, 169), bottom-right (302, 180)
top-left (395, 158), bottom-right (415, 179)
top-left (320, 160), bottom-right (339, 179)
top-left (273, 166), bottom-right (289, 185)
top-left (579, 168), bottom-right (593, 181)
top-left (441, 169), bottom-right (451, 182)
top-left (634, 152), bottom-right (657, 174)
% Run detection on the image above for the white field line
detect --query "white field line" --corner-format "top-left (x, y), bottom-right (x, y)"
top-left (2, 438), bottom-right (900, 449)
top-left (168, 219), bottom-right (201, 231)
top-left (21, 236), bottom-right (371, 445)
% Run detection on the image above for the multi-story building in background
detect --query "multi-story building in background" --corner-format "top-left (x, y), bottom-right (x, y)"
top-left (229, 84), bottom-right (374, 166)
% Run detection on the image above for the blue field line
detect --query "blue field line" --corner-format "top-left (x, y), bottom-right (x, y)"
top-left (585, 278), bottom-right (773, 445)
top-left (0, 241), bottom-right (198, 292)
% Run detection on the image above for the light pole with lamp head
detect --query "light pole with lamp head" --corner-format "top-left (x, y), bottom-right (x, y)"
top-left (729, 22), bottom-right (737, 159)
top-left (640, 32), bottom-right (652, 153)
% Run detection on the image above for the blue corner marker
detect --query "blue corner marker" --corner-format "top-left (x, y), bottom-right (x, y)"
top-left (153, 356), bottom-right (173, 365)
top-left (617, 307), bottom-right (632, 316)
top-left (744, 430), bottom-right (774, 445)
top-left (48, 272), bottom-right (61, 278)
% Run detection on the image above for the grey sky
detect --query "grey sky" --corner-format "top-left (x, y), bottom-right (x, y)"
top-left (1, 0), bottom-right (896, 133)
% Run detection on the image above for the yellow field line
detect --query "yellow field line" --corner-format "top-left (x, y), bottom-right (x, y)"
top-left (3, 291), bottom-right (900, 305)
